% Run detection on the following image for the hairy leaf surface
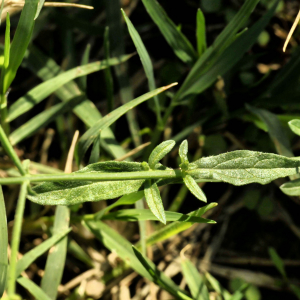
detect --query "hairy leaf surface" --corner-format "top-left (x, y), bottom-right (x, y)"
top-left (148, 140), bottom-right (175, 169)
top-left (188, 150), bottom-right (300, 185)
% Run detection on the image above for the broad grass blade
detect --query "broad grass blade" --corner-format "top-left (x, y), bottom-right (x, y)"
top-left (144, 180), bottom-right (166, 224)
top-left (0, 186), bottom-right (8, 298)
top-left (8, 55), bottom-right (132, 122)
top-left (141, 0), bottom-right (197, 65)
top-left (246, 104), bottom-right (293, 157)
top-left (24, 45), bottom-right (127, 159)
top-left (122, 9), bottom-right (161, 123)
top-left (17, 277), bottom-right (52, 300)
top-left (41, 206), bottom-right (70, 299)
top-left (3, 0), bottom-right (39, 92)
top-left (16, 228), bottom-right (71, 277)
top-left (196, 9), bottom-right (207, 56)
top-left (9, 95), bottom-right (85, 145)
top-left (84, 220), bottom-right (188, 298)
top-left (77, 83), bottom-right (176, 163)
top-left (181, 257), bottom-right (209, 300)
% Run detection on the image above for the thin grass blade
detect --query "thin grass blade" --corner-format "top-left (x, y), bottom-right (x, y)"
top-left (78, 43), bottom-right (91, 91)
top-left (34, 0), bottom-right (46, 20)
top-left (196, 9), bottom-right (207, 56)
top-left (17, 277), bottom-right (52, 300)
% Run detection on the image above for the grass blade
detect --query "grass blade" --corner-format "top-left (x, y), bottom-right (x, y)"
top-left (8, 55), bottom-right (132, 122)
top-left (196, 9), bottom-right (207, 56)
top-left (17, 277), bottom-right (52, 300)
top-left (3, 0), bottom-right (39, 92)
top-left (7, 181), bottom-right (29, 297)
top-left (9, 95), bottom-right (85, 145)
top-left (84, 220), bottom-right (188, 298)
top-left (24, 45), bottom-right (127, 159)
top-left (181, 256), bottom-right (209, 300)
top-left (246, 104), bottom-right (293, 157)
top-left (16, 228), bottom-right (71, 278)
top-left (77, 83), bottom-right (176, 163)
top-left (122, 9), bottom-right (161, 124)
top-left (144, 180), bottom-right (166, 224)
top-left (78, 43), bottom-right (91, 91)
top-left (141, 0), bottom-right (197, 65)
top-left (34, 0), bottom-right (46, 20)
top-left (268, 247), bottom-right (287, 278)
top-left (0, 186), bottom-right (8, 298)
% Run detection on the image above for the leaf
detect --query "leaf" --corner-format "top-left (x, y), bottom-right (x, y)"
top-left (268, 247), bottom-right (287, 278)
top-left (121, 9), bottom-right (161, 123)
top-left (179, 139), bottom-right (189, 165)
top-left (88, 133), bottom-right (101, 164)
top-left (84, 220), bottom-right (188, 298)
top-left (181, 257), bottom-right (209, 300)
top-left (132, 246), bottom-right (192, 299)
top-left (280, 178), bottom-right (300, 196)
top-left (288, 119), bottom-right (300, 136)
top-left (77, 84), bottom-right (176, 163)
top-left (141, 0), bottom-right (197, 65)
top-left (101, 208), bottom-right (214, 223)
top-left (246, 104), bottom-right (293, 157)
top-left (176, 0), bottom-right (275, 102)
top-left (16, 228), bottom-right (71, 277)
top-left (17, 277), bottom-right (52, 300)
top-left (188, 150), bottom-right (300, 186)
top-left (95, 191), bottom-right (144, 219)
top-left (144, 180), bottom-right (166, 224)
top-left (77, 161), bottom-right (144, 173)
top-left (27, 179), bottom-right (145, 206)
top-left (78, 43), bottom-right (91, 91)
top-left (196, 9), bottom-right (207, 56)
top-left (7, 55), bottom-right (133, 122)
top-left (34, 0), bottom-right (46, 20)
top-left (148, 140), bottom-right (175, 169)
top-left (9, 95), bottom-right (85, 145)
top-left (204, 272), bottom-right (232, 300)
top-left (0, 13), bottom-right (10, 94)
top-left (0, 186), bottom-right (8, 298)
top-left (183, 175), bottom-right (207, 202)
top-left (146, 203), bottom-right (217, 246)
top-left (24, 45), bottom-right (127, 159)
top-left (3, 0), bottom-right (39, 92)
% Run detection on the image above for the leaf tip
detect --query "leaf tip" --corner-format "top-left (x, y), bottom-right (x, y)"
top-left (163, 82), bottom-right (178, 90)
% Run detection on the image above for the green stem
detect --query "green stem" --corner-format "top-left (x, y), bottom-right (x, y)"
top-left (0, 169), bottom-right (183, 184)
top-left (0, 125), bottom-right (26, 176)
top-left (7, 181), bottom-right (28, 297)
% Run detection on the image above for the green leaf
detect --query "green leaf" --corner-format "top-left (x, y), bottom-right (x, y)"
top-left (9, 95), bottom-right (85, 145)
top-left (204, 272), bottom-right (232, 300)
top-left (121, 9), bottom-right (161, 123)
top-left (27, 179), bottom-right (145, 206)
top-left (280, 178), bottom-right (300, 196)
top-left (7, 55), bottom-right (133, 122)
top-left (181, 257), bottom-right (209, 300)
top-left (16, 228), bottom-right (71, 278)
top-left (0, 13), bottom-right (10, 94)
top-left (176, 0), bottom-right (274, 102)
top-left (78, 43), bottom-right (91, 91)
top-left (77, 161), bottom-right (144, 173)
top-left (146, 203), bottom-right (217, 246)
top-left (34, 0), bottom-right (46, 20)
top-left (288, 119), bottom-right (300, 136)
top-left (188, 150), bottom-right (300, 186)
top-left (17, 277), bottom-right (52, 300)
top-left (183, 175), bottom-right (207, 202)
top-left (77, 84), bottom-right (176, 163)
top-left (0, 186), bottom-right (8, 298)
top-left (101, 208), bottom-right (214, 223)
top-left (84, 220), bottom-right (188, 298)
top-left (88, 133), bottom-right (101, 164)
top-left (246, 105), bottom-right (293, 157)
top-left (144, 180), bottom-right (166, 224)
top-left (148, 140), bottom-right (175, 169)
top-left (23, 45), bottom-right (126, 160)
top-left (95, 191), bottom-right (144, 219)
top-left (196, 9), bottom-right (207, 56)
top-left (132, 246), bottom-right (192, 299)
top-left (141, 0), bottom-right (197, 65)
top-left (3, 0), bottom-right (39, 92)
top-left (268, 247), bottom-right (287, 278)
top-left (179, 139), bottom-right (189, 165)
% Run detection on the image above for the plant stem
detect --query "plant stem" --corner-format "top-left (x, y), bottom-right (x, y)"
top-left (0, 125), bottom-right (26, 176)
top-left (7, 181), bottom-right (28, 297)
